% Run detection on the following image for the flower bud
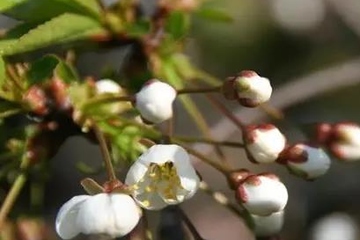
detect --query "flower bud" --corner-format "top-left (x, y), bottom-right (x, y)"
top-left (227, 168), bottom-right (251, 190)
top-left (56, 193), bottom-right (142, 239)
top-left (95, 79), bottom-right (131, 115)
top-left (329, 122), bottom-right (360, 161)
top-left (23, 85), bottom-right (49, 116)
top-left (135, 80), bottom-right (176, 124)
top-left (243, 124), bottom-right (286, 163)
top-left (236, 174), bottom-right (288, 216)
top-left (251, 211), bottom-right (284, 237)
top-left (279, 143), bottom-right (331, 180)
top-left (95, 79), bottom-right (121, 94)
top-left (222, 71), bottom-right (272, 107)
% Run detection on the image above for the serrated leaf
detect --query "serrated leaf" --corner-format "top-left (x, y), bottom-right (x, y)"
top-left (165, 11), bottom-right (190, 40)
top-left (195, 8), bottom-right (233, 23)
top-left (0, 13), bottom-right (106, 56)
top-left (126, 20), bottom-right (151, 38)
top-left (0, 0), bottom-right (101, 22)
top-left (0, 23), bottom-right (38, 51)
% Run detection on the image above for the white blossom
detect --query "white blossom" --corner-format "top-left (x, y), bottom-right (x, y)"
top-left (244, 124), bottom-right (286, 163)
top-left (56, 193), bottom-right (141, 239)
top-left (234, 70), bottom-right (272, 107)
top-left (284, 143), bottom-right (331, 179)
top-left (236, 174), bottom-right (288, 216)
top-left (135, 80), bottom-right (176, 124)
top-left (125, 144), bottom-right (200, 210)
top-left (251, 211), bottom-right (284, 237)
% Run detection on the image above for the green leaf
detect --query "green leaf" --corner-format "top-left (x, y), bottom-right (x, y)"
top-left (195, 8), bottom-right (234, 23)
top-left (0, 57), bottom-right (5, 88)
top-left (0, 13), bottom-right (106, 56)
top-left (165, 11), bottom-right (190, 40)
top-left (55, 61), bottom-right (79, 84)
top-left (26, 56), bottom-right (59, 86)
top-left (26, 55), bottom-right (79, 86)
top-left (0, 0), bottom-right (101, 22)
top-left (126, 20), bottom-right (151, 38)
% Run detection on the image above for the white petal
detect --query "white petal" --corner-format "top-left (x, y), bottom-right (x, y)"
top-left (77, 193), bottom-right (141, 237)
top-left (133, 190), bottom-right (168, 210)
top-left (236, 75), bottom-right (272, 104)
top-left (56, 195), bottom-right (90, 239)
top-left (252, 211), bottom-right (284, 237)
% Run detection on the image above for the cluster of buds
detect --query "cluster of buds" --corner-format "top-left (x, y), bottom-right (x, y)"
top-left (316, 122), bottom-right (360, 161)
top-left (222, 70), bottom-right (272, 107)
top-left (229, 170), bottom-right (287, 237)
top-left (56, 144), bottom-right (200, 239)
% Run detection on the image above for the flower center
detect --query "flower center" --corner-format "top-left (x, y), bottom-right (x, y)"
top-left (132, 161), bottom-right (184, 207)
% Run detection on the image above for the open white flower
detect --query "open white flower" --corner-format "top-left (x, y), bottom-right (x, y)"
top-left (251, 210), bottom-right (284, 237)
top-left (56, 193), bottom-right (141, 239)
top-left (125, 144), bottom-right (200, 210)
top-left (135, 80), bottom-right (176, 124)
top-left (282, 143), bottom-right (331, 179)
top-left (234, 70), bottom-right (272, 107)
top-left (243, 124), bottom-right (286, 163)
top-left (236, 174), bottom-right (288, 216)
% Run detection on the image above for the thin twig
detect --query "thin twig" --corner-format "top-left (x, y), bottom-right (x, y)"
top-left (173, 140), bottom-right (231, 174)
top-left (92, 121), bottom-right (117, 181)
top-left (173, 136), bottom-right (244, 148)
top-left (199, 181), bottom-right (249, 221)
top-left (177, 86), bottom-right (221, 94)
top-left (206, 94), bottom-right (244, 130)
top-left (178, 208), bottom-right (206, 240)
top-left (0, 155), bottom-right (31, 229)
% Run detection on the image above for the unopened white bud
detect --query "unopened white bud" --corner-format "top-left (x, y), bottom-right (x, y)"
top-left (234, 71), bottom-right (272, 107)
top-left (279, 143), bottom-right (331, 180)
top-left (135, 80), bottom-right (176, 124)
top-left (95, 79), bottom-right (130, 115)
top-left (95, 79), bottom-right (122, 94)
top-left (236, 174), bottom-right (288, 216)
top-left (251, 210), bottom-right (284, 237)
top-left (56, 193), bottom-right (141, 239)
top-left (330, 123), bottom-right (360, 161)
top-left (243, 124), bottom-right (286, 163)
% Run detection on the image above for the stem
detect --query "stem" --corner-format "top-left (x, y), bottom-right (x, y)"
top-left (206, 94), bottom-right (244, 130)
top-left (174, 136), bottom-right (244, 148)
top-left (0, 108), bottom-right (22, 119)
top-left (259, 104), bottom-right (284, 120)
top-left (199, 181), bottom-right (247, 220)
top-left (173, 140), bottom-right (230, 174)
top-left (92, 122), bottom-right (117, 181)
top-left (177, 86), bottom-right (221, 95)
top-left (0, 155), bottom-right (31, 229)
top-left (178, 208), bottom-right (205, 240)
top-left (82, 95), bottom-right (133, 111)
